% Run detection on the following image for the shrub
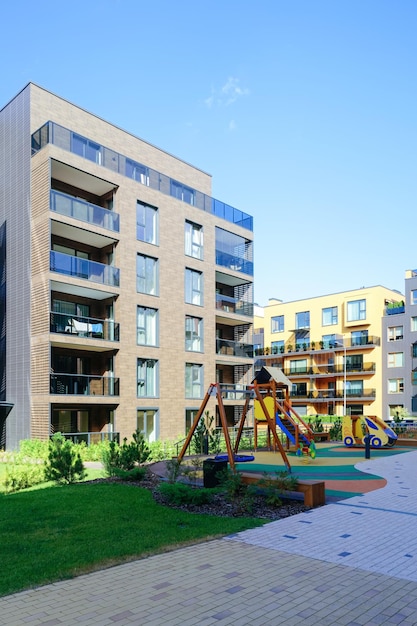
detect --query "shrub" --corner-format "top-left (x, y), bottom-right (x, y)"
top-left (102, 430), bottom-right (150, 475)
top-left (329, 417), bottom-right (342, 441)
top-left (18, 439), bottom-right (49, 461)
top-left (158, 482), bottom-right (214, 506)
top-left (44, 433), bottom-right (86, 485)
top-left (4, 464), bottom-right (46, 493)
top-left (112, 466), bottom-right (147, 482)
top-left (255, 471), bottom-right (298, 507)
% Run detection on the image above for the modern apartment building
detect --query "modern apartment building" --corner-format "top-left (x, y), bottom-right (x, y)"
top-left (381, 269), bottom-right (417, 420)
top-left (0, 83), bottom-right (254, 450)
top-left (254, 286), bottom-right (404, 419)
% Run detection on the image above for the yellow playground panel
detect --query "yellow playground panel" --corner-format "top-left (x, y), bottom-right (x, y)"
top-left (342, 415), bottom-right (397, 448)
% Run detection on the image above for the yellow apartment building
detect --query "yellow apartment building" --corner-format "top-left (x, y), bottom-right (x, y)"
top-left (254, 286), bottom-right (404, 419)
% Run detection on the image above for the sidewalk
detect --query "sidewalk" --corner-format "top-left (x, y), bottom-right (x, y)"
top-left (1, 451), bottom-right (416, 625)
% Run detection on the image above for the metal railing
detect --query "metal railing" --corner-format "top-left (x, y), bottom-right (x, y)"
top-left (50, 311), bottom-right (119, 341)
top-left (50, 373), bottom-right (120, 396)
top-left (57, 431), bottom-right (120, 445)
top-left (32, 121), bottom-right (253, 231)
top-left (216, 294), bottom-right (254, 317)
top-left (51, 189), bottom-right (120, 232)
top-left (216, 338), bottom-right (254, 358)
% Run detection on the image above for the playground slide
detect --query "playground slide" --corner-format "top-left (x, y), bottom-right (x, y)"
top-left (275, 413), bottom-right (310, 447)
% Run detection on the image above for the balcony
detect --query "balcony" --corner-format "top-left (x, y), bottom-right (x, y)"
top-left (51, 190), bottom-right (120, 233)
top-left (215, 250), bottom-right (253, 276)
top-left (32, 121), bottom-right (253, 231)
top-left (50, 251), bottom-right (120, 287)
top-left (216, 294), bottom-right (253, 317)
top-left (216, 339), bottom-right (253, 358)
top-left (50, 373), bottom-right (120, 396)
top-left (50, 312), bottom-right (119, 342)
top-left (307, 389), bottom-right (376, 400)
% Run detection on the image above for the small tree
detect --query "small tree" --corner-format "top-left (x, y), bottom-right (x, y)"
top-left (44, 433), bottom-right (86, 485)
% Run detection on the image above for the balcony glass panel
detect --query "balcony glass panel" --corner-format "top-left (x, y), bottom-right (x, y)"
top-left (50, 251), bottom-right (120, 287)
top-left (216, 294), bottom-right (253, 316)
top-left (50, 374), bottom-right (120, 396)
top-left (216, 339), bottom-right (253, 358)
top-left (50, 312), bottom-right (119, 341)
top-left (31, 121), bottom-right (253, 231)
top-left (51, 190), bottom-right (119, 232)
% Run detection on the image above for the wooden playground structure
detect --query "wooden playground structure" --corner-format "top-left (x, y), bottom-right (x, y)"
top-left (177, 367), bottom-right (325, 472)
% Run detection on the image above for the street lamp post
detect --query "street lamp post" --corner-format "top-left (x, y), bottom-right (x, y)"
top-left (335, 337), bottom-right (347, 417)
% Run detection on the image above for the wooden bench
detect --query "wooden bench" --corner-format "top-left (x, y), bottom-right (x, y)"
top-left (312, 431), bottom-right (331, 442)
top-left (241, 474), bottom-right (325, 508)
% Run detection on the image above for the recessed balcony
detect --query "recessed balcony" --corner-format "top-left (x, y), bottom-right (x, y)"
top-left (51, 190), bottom-right (120, 233)
top-left (50, 373), bottom-right (120, 396)
top-left (50, 251), bottom-right (120, 288)
top-left (50, 312), bottom-right (119, 342)
top-left (216, 338), bottom-right (253, 358)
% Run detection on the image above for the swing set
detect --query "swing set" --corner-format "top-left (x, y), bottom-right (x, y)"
top-left (177, 368), bottom-right (292, 472)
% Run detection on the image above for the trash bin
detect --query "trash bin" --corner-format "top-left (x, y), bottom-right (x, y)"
top-left (203, 458), bottom-right (228, 488)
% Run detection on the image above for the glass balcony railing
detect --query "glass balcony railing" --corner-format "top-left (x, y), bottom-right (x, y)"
top-left (216, 338), bottom-right (253, 358)
top-left (32, 121), bottom-right (253, 231)
top-left (51, 190), bottom-right (120, 232)
top-left (50, 312), bottom-right (119, 341)
top-left (50, 251), bottom-right (120, 287)
top-left (215, 250), bottom-right (253, 276)
top-left (50, 373), bottom-right (120, 396)
top-left (216, 294), bottom-right (253, 316)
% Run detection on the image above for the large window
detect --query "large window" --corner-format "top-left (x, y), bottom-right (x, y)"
top-left (413, 343), bottom-right (417, 358)
top-left (185, 363), bottom-right (203, 398)
top-left (346, 380), bottom-right (363, 397)
top-left (347, 299), bottom-right (366, 321)
top-left (346, 354), bottom-right (363, 372)
top-left (137, 409), bottom-right (157, 442)
top-left (137, 306), bottom-right (158, 346)
top-left (185, 316), bottom-right (203, 352)
top-left (171, 180), bottom-right (195, 205)
top-left (388, 326), bottom-right (403, 342)
top-left (137, 254), bottom-right (158, 295)
top-left (271, 315), bottom-right (284, 333)
top-left (296, 311), bottom-right (310, 329)
top-left (185, 408), bottom-right (199, 433)
top-left (271, 340), bottom-right (284, 354)
top-left (322, 306), bottom-right (337, 326)
top-left (388, 379), bottom-right (404, 394)
top-left (388, 352), bottom-right (404, 368)
top-left (137, 359), bottom-right (158, 397)
top-left (126, 159), bottom-right (149, 185)
top-left (412, 317), bottom-right (417, 332)
top-left (71, 134), bottom-right (101, 164)
top-left (137, 201), bottom-right (158, 244)
top-left (289, 359), bottom-right (308, 374)
top-left (185, 268), bottom-right (203, 305)
top-left (185, 221), bottom-right (203, 259)
top-left (411, 290), bottom-right (417, 305)
top-left (351, 330), bottom-right (368, 346)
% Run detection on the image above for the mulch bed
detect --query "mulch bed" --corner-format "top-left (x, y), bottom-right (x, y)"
top-left (87, 469), bottom-right (312, 521)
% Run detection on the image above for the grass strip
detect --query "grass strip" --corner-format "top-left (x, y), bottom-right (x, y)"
top-left (0, 482), bottom-right (265, 597)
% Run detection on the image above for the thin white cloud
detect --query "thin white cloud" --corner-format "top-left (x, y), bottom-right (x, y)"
top-left (228, 120), bottom-right (237, 131)
top-left (205, 77), bottom-right (249, 108)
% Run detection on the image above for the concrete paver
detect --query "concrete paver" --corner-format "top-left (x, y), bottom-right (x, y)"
top-left (1, 451), bottom-right (417, 625)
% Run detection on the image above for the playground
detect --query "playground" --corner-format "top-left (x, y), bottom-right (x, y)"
top-left (176, 366), bottom-right (414, 505)
top-left (233, 442), bottom-right (414, 502)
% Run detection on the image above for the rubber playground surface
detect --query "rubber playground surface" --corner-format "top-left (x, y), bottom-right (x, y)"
top-left (235, 442), bottom-right (416, 501)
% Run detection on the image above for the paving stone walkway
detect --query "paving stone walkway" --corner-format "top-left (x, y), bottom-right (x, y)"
top-left (1, 451), bottom-right (417, 625)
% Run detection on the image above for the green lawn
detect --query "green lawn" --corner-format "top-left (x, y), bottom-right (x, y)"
top-left (0, 481), bottom-right (265, 597)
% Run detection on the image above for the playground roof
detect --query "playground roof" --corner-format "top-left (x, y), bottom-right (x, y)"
top-left (253, 366), bottom-right (291, 388)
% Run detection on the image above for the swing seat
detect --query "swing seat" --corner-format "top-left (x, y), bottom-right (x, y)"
top-left (215, 453), bottom-right (255, 463)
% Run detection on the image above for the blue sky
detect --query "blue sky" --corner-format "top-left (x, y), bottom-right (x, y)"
top-left (1, 0), bottom-right (416, 305)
